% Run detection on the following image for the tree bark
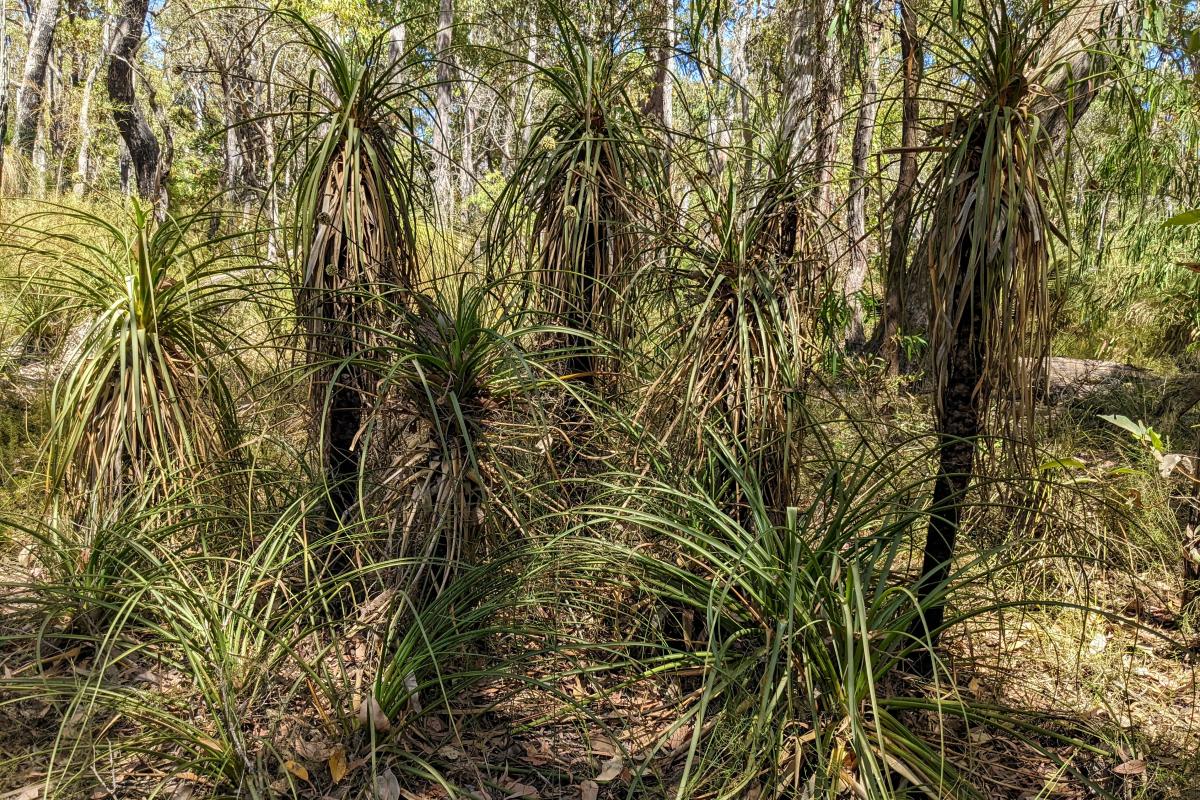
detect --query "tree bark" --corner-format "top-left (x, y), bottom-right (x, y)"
top-left (458, 27), bottom-right (476, 203)
top-left (520, 14), bottom-right (537, 151)
top-left (433, 0), bottom-right (454, 217)
top-left (108, 0), bottom-right (164, 211)
top-left (13, 0), bottom-right (59, 168)
top-left (879, 0), bottom-right (922, 376)
top-left (0, 0), bottom-right (9, 194)
top-left (74, 19), bottom-right (111, 197)
top-left (843, 15), bottom-right (883, 349)
top-left (643, 0), bottom-right (674, 126)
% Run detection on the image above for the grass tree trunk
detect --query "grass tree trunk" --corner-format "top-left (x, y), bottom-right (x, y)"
top-left (1182, 426), bottom-right (1200, 613)
top-left (914, 241), bottom-right (983, 652)
top-left (108, 0), bottom-right (163, 213)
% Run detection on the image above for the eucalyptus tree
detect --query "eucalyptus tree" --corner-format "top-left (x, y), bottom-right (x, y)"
top-left (109, 0), bottom-right (165, 211)
top-left (878, 0), bottom-right (923, 373)
top-left (433, 0), bottom-right (455, 215)
top-left (13, 0), bottom-right (60, 176)
top-left (73, 16), bottom-right (112, 198)
top-left (843, 6), bottom-right (883, 348)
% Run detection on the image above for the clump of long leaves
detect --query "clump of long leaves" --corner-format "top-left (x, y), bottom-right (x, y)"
top-left (924, 1), bottom-right (1071, 440)
top-left (645, 133), bottom-right (824, 517)
top-left (363, 278), bottom-right (551, 593)
top-left (1, 203), bottom-right (245, 515)
top-left (281, 10), bottom-right (425, 527)
top-left (0, 462), bottom-right (558, 798)
top-left (486, 7), bottom-right (666, 388)
top-left (557, 421), bottom-right (1131, 799)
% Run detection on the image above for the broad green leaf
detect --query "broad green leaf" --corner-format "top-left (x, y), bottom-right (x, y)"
top-left (1164, 208), bottom-right (1200, 227)
top-left (1098, 414), bottom-right (1149, 438)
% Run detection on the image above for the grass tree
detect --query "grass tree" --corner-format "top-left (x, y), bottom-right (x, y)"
top-left (914, 1), bottom-right (1079, 655)
top-left (285, 14), bottom-right (423, 533)
top-left (487, 8), bottom-right (665, 391)
top-left (3, 203), bottom-right (245, 518)
top-left (367, 280), bottom-right (547, 594)
top-left (653, 133), bottom-right (821, 520)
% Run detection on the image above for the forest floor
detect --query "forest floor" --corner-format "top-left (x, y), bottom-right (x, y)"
top-left (0, 555), bottom-right (1195, 799)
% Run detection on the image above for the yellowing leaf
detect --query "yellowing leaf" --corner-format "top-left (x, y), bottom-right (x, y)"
top-left (283, 760), bottom-right (309, 782)
top-left (197, 736), bottom-right (222, 754)
top-left (328, 746), bottom-right (348, 783)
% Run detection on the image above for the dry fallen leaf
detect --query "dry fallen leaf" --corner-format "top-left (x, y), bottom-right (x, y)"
top-left (374, 768), bottom-right (401, 800)
top-left (356, 694), bottom-right (392, 734)
top-left (283, 760), bottom-right (309, 783)
top-left (967, 729), bottom-right (993, 744)
top-left (501, 778), bottom-right (539, 798)
top-left (522, 740), bottom-right (552, 766)
top-left (1088, 632), bottom-right (1108, 655)
top-left (665, 724), bottom-right (692, 751)
top-left (294, 737), bottom-right (333, 761)
top-left (1113, 759), bottom-right (1147, 776)
top-left (595, 756), bottom-right (623, 783)
top-left (589, 733), bottom-right (619, 756)
top-left (437, 744), bottom-right (464, 761)
top-left (328, 746), bottom-right (349, 784)
top-left (579, 780), bottom-right (599, 800)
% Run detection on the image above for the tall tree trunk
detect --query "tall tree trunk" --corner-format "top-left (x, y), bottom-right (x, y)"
top-left (433, 0), bottom-right (454, 217)
top-left (264, 43), bottom-right (279, 263)
top-left (644, 0), bottom-right (673, 125)
top-left (843, 15), bottom-right (883, 349)
top-left (74, 19), bottom-right (110, 197)
top-left (729, 0), bottom-right (754, 157)
top-left (911, 234), bottom-right (983, 667)
top-left (13, 0), bottom-right (58, 174)
top-left (219, 64), bottom-right (245, 216)
top-left (458, 27), bottom-right (476, 203)
top-left (388, 21), bottom-right (406, 64)
top-left (520, 14), bottom-right (537, 150)
top-left (108, 0), bottom-right (163, 212)
top-left (809, 0), bottom-right (843, 221)
top-left (0, 0), bottom-right (10, 195)
top-left (879, 0), bottom-right (922, 376)
top-left (781, 0), bottom-right (819, 156)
